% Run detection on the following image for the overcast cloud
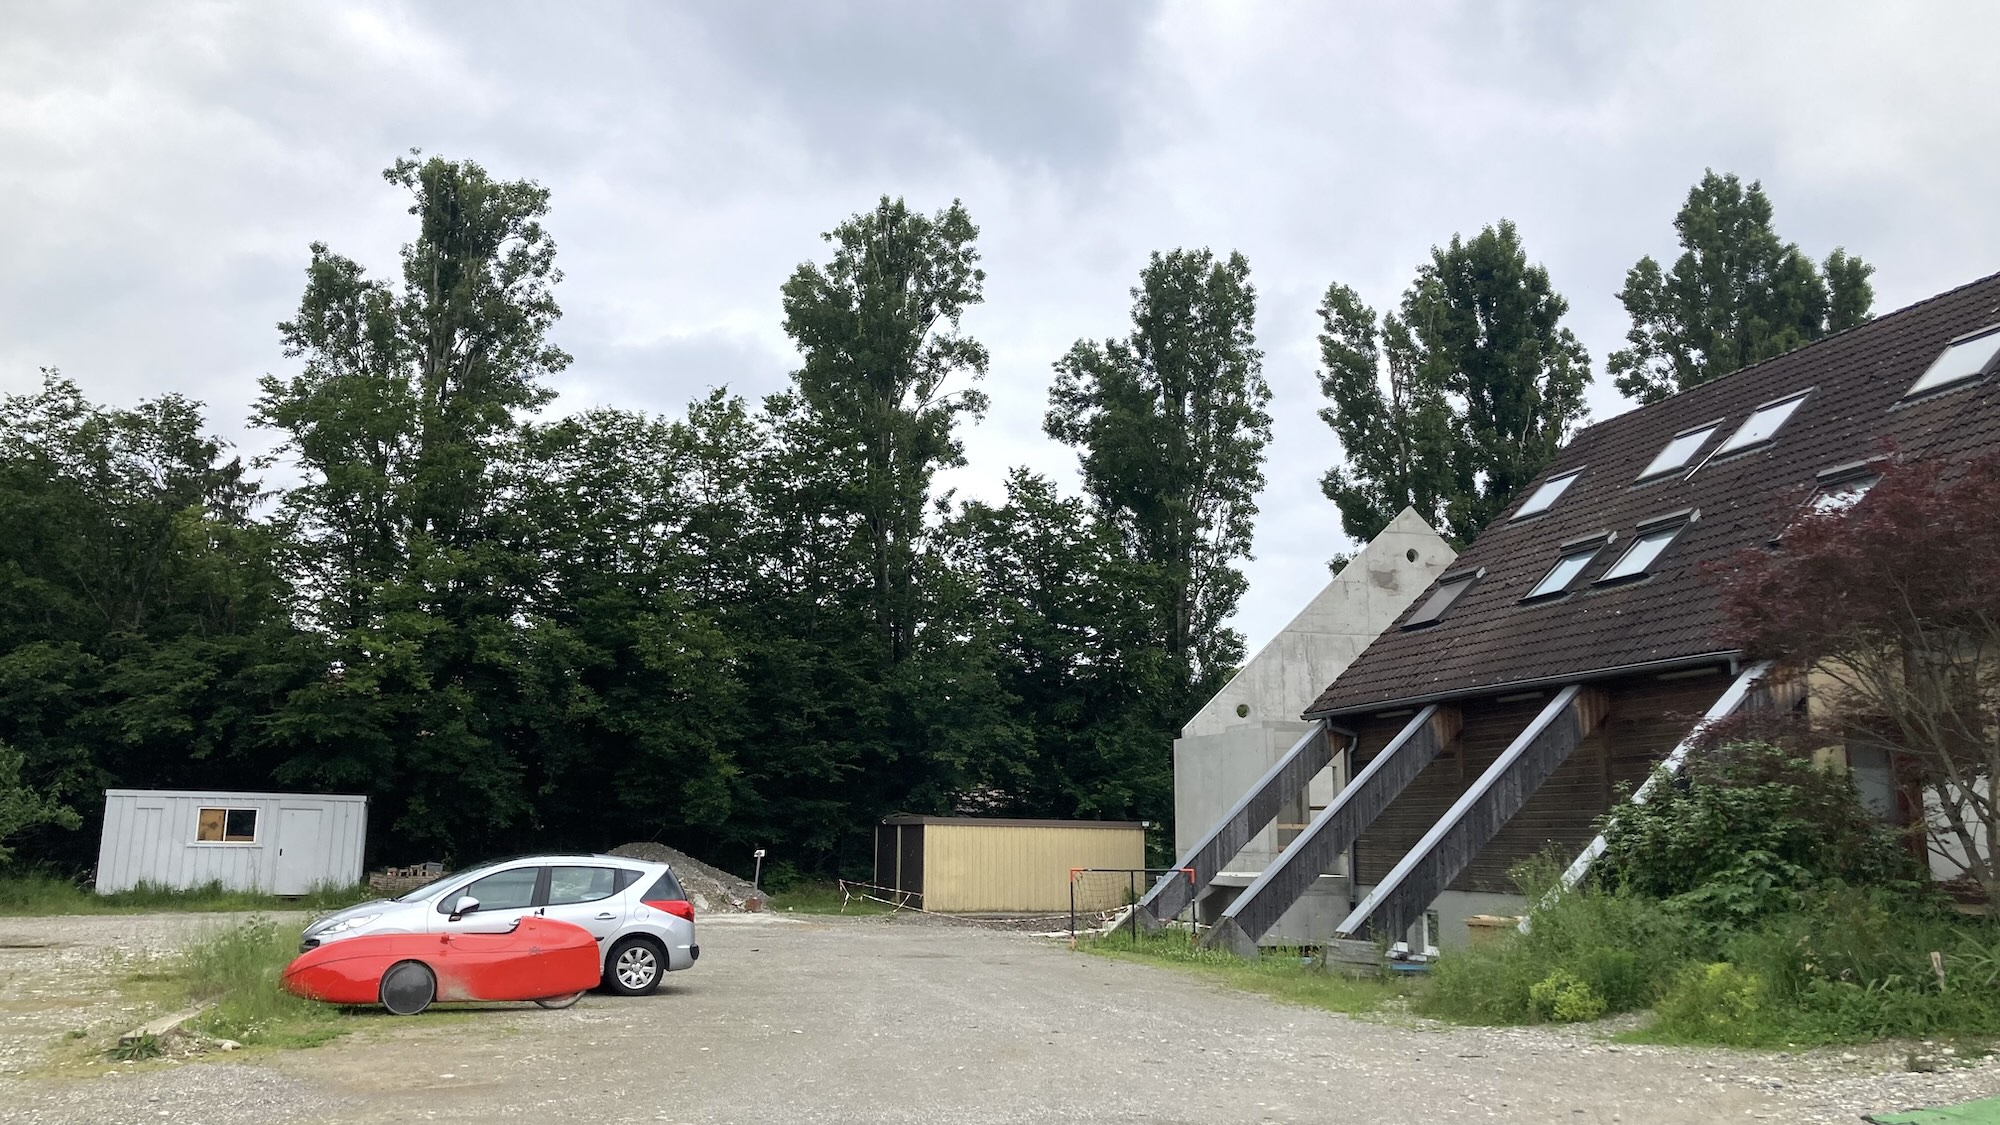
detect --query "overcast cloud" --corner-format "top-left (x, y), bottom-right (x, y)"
top-left (5, 1), bottom-right (1999, 652)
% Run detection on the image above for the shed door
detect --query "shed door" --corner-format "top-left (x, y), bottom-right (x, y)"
top-left (274, 807), bottom-right (322, 895)
top-left (898, 824), bottom-right (924, 905)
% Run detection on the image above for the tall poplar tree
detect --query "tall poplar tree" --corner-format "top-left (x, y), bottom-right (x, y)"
top-left (253, 153), bottom-right (569, 853)
top-left (1611, 170), bottom-right (1874, 404)
top-left (1319, 220), bottom-right (1590, 548)
top-left (1046, 248), bottom-right (1270, 718)
top-left (778, 196), bottom-right (988, 665)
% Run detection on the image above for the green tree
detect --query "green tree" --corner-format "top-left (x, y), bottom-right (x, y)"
top-left (1318, 220), bottom-right (1590, 547)
top-left (1611, 170), bottom-right (1874, 404)
top-left (252, 153), bottom-right (569, 857)
top-left (946, 471), bottom-right (1169, 825)
top-left (499, 405), bottom-right (746, 851)
top-left (1046, 248), bottom-right (1270, 717)
top-left (0, 373), bottom-right (281, 865)
top-left (0, 742), bottom-right (79, 863)
top-left (1315, 284), bottom-right (1458, 548)
top-left (778, 196), bottom-right (988, 665)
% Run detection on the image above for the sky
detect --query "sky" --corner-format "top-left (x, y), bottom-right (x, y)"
top-left (6, 1), bottom-right (2000, 655)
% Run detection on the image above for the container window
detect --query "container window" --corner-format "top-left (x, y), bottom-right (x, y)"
top-left (196, 807), bottom-right (258, 843)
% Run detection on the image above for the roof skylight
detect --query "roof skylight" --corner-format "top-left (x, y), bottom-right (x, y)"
top-left (1809, 475), bottom-right (1878, 515)
top-left (1908, 325), bottom-right (2000, 398)
top-left (1512, 471), bottom-right (1582, 520)
top-left (1524, 543), bottom-right (1604, 600)
top-left (1402, 571), bottom-right (1479, 629)
top-left (1807, 462), bottom-right (1883, 516)
top-left (1638, 424), bottom-right (1720, 480)
top-left (1599, 522), bottom-right (1686, 583)
top-left (1714, 392), bottom-right (1809, 457)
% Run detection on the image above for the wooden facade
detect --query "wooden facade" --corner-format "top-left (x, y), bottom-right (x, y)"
top-left (1347, 669), bottom-right (1733, 895)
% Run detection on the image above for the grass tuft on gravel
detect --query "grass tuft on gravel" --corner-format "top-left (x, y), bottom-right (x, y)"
top-left (0, 873), bottom-right (376, 917)
top-left (1080, 929), bottom-right (1405, 1015)
top-left (174, 916), bottom-right (351, 1049)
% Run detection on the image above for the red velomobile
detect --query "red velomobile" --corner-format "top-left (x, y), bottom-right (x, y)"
top-left (282, 915), bottom-right (602, 1015)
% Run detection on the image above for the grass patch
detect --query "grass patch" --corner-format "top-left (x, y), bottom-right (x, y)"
top-left (173, 916), bottom-right (353, 1049)
top-left (770, 881), bottom-right (897, 915)
top-left (0, 874), bottom-right (376, 917)
top-left (1079, 929), bottom-right (1404, 1016)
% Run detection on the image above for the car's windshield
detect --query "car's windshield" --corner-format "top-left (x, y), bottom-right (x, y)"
top-left (392, 859), bottom-right (512, 902)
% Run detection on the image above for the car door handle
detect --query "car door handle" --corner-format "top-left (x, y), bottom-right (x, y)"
top-left (595, 912), bottom-right (616, 920)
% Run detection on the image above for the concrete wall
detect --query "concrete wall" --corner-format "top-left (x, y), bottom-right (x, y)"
top-left (95, 789), bottom-right (368, 894)
top-left (1170, 509), bottom-right (1453, 943)
top-left (1180, 507), bottom-right (1456, 740)
top-left (1174, 721), bottom-right (1334, 874)
top-left (1346, 885), bottom-right (1529, 952)
top-left (1196, 874), bottom-right (1356, 945)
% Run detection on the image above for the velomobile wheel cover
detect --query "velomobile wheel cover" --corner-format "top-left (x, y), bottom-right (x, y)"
top-left (380, 960), bottom-right (436, 1015)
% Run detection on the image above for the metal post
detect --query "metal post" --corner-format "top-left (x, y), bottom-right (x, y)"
top-left (751, 848), bottom-right (766, 893)
top-left (1184, 868), bottom-right (1196, 946)
top-left (1069, 871), bottom-right (1077, 950)
top-left (1129, 870), bottom-right (1137, 945)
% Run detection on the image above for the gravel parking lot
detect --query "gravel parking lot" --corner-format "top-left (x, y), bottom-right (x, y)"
top-left (0, 910), bottom-right (1997, 1124)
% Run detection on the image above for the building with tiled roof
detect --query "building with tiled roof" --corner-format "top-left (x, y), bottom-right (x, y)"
top-left (1141, 271), bottom-right (2000, 956)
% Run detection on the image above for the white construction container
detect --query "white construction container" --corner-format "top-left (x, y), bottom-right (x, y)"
top-left (94, 789), bottom-right (368, 894)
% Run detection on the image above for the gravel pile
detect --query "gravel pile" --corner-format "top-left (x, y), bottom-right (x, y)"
top-left (607, 842), bottom-right (764, 913)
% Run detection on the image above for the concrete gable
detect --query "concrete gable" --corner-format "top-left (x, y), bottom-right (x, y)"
top-left (1182, 508), bottom-right (1455, 739)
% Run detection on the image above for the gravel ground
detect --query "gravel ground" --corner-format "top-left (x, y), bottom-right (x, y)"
top-left (0, 910), bottom-right (1996, 1124)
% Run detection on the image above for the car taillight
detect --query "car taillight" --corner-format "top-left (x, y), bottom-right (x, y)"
top-left (646, 899), bottom-right (695, 921)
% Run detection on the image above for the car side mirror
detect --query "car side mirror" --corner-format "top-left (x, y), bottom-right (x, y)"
top-left (449, 895), bottom-right (481, 920)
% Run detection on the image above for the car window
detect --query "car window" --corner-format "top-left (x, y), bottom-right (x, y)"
top-left (547, 866), bottom-right (620, 906)
top-left (642, 870), bottom-right (685, 901)
top-left (441, 866), bottom-right (540, 914)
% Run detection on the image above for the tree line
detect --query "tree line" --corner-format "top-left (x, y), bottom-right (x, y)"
top-left (0, 157), bottom-right (1871, 877)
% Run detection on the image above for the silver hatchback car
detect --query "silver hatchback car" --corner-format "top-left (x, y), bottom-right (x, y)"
top-left (301, 854), bottom-right (699, 995)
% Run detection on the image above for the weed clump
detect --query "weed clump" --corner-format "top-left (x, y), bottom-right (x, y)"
top-left (175, 917), bottom-right (348, 1048)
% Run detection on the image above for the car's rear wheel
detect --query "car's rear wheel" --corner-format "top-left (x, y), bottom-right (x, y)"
top-left (604, 937), bottom-right (663, 996)
top-left (380, 960), bottom-right (436, 1015)
top-left (534, 991), bottom-right (585, 1009)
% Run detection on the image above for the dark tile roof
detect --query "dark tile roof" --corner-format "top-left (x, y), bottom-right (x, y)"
top-left (1305, 271), bottom-right (2000, 718)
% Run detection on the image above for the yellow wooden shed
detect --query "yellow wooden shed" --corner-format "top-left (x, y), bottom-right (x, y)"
top-left (874, 815), bottom-right (1146, 913)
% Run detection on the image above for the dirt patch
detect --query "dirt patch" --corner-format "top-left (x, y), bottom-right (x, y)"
top-left (606, 842), bottom-right (763, 913)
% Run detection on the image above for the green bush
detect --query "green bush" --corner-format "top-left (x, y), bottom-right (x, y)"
top-left (1529, 969), bottom-right (1607, 1022)
top-left (1419, 867), bottom-right (1698, 1024)
top-left (1417, 742), bottom-right (1997, 1045)
top-left (1598, 741), bottom-right (1929, 938)
top-left (1653, 962), bottom-right (1767, 1044)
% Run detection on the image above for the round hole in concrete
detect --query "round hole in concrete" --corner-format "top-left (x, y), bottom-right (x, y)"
top-left (1406, 548), bottom-right (1419, 562)
top-left (1235, 703), bottom-right (1250, 718)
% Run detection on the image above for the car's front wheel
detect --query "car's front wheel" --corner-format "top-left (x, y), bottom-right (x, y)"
top-left (604, 936), bottom-right (664, 996)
